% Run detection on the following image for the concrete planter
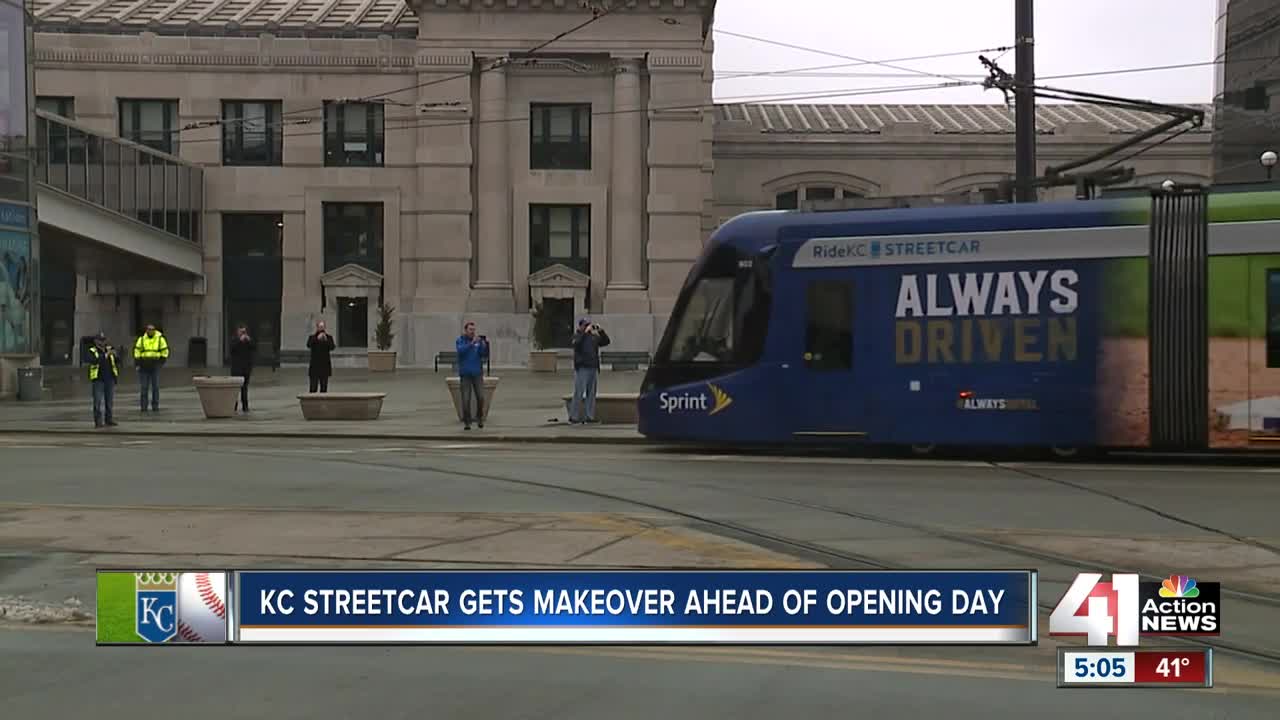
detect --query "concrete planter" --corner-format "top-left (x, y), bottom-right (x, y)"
top-left (446, 376), bottom-right (501, 422)
top-left (528, 350), bottom-right (558, 373)
top-left (368, 350), bottom-right (397, 372)
top-left (192, 376), bottom-right (245, 419)
top-left (562, 393), bottom-right (640, 424)
top-left (298, 392), bottom-right (386, 420)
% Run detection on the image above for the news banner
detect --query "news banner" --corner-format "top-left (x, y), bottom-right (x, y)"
top-left (96, 568), bottom-right (1220, 688)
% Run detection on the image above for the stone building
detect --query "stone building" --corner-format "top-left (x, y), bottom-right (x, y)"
top-left (25, 0), bottom-right (1213, 369)
top-left (1212, 0), bottom-right (1280, 182)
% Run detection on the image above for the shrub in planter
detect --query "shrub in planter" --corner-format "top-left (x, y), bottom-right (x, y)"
top-left (368, 302), bottom-right (397, 372)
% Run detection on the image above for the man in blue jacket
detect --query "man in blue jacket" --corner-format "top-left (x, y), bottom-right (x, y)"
top-left (455, 321), bottom-right (489, 430)
top-left (570, 317), bottom-right (610, 424)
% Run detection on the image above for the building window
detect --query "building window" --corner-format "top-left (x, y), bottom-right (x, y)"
top-left (119, 99), bottom-right (179, 156)
top-left (37, 96), bottom-right (75, 119)
top-left (222, 101), bottom-right (282, 166)
top-left (222, 213), bottom-right (283, 257)
top-left (530, 204), bottom-right (590, 275)
top-left (530, 104), bottom-right (591, 170)
top-left (323, 102), bottom-right (384, 167)
top-left (37, 97), bottom-right (81, 165)
top-left (323, 202), bottom-right (383, 274)
top-left (805, 280), bottom-right (853, 370)
top-left (1268, 269), bottom-right (1280, 369)
top-left (806, 186), bottom-right (837, 202)
top-left (774, 185), bottom-right (862, 209)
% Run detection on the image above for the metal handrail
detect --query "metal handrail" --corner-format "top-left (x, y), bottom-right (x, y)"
top-left (33, 109), bottom-right (195, 167)
top-left (33, 110), bottom-right (204, 244)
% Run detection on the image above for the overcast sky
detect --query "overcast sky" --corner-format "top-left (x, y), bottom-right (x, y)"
top-left (708, 0), bottom-right (1217, 105)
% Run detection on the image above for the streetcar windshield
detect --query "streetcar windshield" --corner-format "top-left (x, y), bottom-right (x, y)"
top-left (665, 277), bottom-right (735, 363)
top-left (650, 242), bottom-right (773, 380)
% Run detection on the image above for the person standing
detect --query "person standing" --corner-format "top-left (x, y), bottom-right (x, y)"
top-left (306, 320), bottom-right (336, 393)
top-left (133, 323), bottom-right (169, 412)
top-left (87, 332), bottom-right (119, 428)
top-left (570, 317), bottom-right (610, 424)
top-left (229, 324), bottom-right (256, 412)
top-left (455, 321), bottom-right (489, 430)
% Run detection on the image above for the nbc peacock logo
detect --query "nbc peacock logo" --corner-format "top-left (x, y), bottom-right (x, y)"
top-left (1159, 575), bottom-right (1200, 598)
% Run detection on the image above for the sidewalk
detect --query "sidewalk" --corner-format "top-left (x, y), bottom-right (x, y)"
top-left (0, 368), bottom-right (647, 443)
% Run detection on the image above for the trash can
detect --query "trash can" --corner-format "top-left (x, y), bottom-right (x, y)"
top-left (17, 367), bottom-right (43, 402)
top-left (188, 337), bottom-right (208, 368)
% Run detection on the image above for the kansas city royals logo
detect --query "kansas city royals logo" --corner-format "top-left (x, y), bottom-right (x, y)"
top-left (135, 572), bottom-right (178, 643)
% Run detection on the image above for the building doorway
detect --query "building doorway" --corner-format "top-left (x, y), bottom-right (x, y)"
top-left (337, 296), bottom-right (368, 347)
top-left (40, 255), bottom-right (76, 365)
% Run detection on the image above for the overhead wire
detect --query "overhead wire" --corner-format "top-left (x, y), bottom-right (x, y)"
top-left (7, 5), bottom-right (1264, 161)
top-left (172, 0), bottom-right (621, 135)
top-left (126, 53), bottom-right (1247, 151)
top-left (146, 80), bottom-right (976, 149)
top-left (9, 79), bottom-right (967, 156)
top-left (712, 28), bottom-right (978, 85)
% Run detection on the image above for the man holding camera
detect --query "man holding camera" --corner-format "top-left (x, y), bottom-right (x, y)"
top-left (455, 320), bottom-right (490, 430)
top-left (570, 317), bottom-right (610, 424)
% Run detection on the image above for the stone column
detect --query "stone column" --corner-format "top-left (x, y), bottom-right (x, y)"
top-left (468, 56), bottom-right (514, 312)
top-left (606, 56), bottom-right (650, 313)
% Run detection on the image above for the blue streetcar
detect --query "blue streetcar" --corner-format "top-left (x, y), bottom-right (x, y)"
top-left (637, 188), bottom-right (1280, 453)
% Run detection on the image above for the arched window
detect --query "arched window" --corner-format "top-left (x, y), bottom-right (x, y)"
top-left (775, 184), bottom-right (863, 210)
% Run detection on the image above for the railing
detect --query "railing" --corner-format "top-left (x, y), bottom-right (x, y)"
top-left (33, 109), bottom-right (204, 244)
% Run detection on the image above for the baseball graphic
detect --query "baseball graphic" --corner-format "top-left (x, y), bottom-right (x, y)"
top-left (176, 572), bottom-right (228, 643)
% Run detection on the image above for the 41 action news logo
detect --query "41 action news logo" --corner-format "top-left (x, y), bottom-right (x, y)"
top-left (1048, 573), bottom-right (1220, 646)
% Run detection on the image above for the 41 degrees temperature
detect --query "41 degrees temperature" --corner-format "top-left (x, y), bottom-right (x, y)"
top-left (1155, 656), bottom-right (1190, 678)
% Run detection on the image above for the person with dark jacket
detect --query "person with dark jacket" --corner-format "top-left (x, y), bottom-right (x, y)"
top-left (87, 332), bottom-right (119, 428)
top-left (229, 324), bottom-right (257, 412)
top-left (569, 317), bottom-right (610, 424)
top-left (454, 320), bottom-right (490, 430)
top-left (306, 320), bottom-right (336, 393)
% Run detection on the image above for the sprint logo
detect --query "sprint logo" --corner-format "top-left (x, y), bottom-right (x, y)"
top-left (658, 384), bottom-right (733, 416)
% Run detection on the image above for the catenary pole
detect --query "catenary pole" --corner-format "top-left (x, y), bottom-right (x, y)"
top-left (1015, 0), bottom-right (1036, 202)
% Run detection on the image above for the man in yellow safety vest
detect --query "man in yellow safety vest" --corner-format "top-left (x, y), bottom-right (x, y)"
top-left (133, 323), bottom-right (169, 412)
top-left (87, 332), bottom-right (119, 427)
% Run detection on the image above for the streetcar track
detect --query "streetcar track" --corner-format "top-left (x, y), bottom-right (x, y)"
top-left (989, 462), bottom-right (1280, 556)
top-left (218, 449), bottom-right (1280, 666)
top-left (371, 451), bottom-right (1280, 606)
top-left (4, 547), bottom-right (742, 571)
top-left (14, 441), bottom-right (1280, 665)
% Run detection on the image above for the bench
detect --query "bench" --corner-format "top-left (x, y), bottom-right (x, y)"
top-left (601, 351), bottom-right (651, 371)
top-left (273, 349), bottom-right (310, 370)
top-left (562, 393), bottom-right (640, 424)
top-left (435, 350), bottom-right (491, 375)
top-left (297, 392), bottom-right (386, 421)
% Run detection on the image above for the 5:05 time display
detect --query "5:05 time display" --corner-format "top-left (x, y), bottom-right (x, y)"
top-left (1061, 651), bottom-right (1135, 685)
top-left (1075, 655), bottom-right (1128, 678)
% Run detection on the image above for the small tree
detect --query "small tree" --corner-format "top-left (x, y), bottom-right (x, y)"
top-left (374, 302), bottom-right (396, 350)
top-left (530, 301), bottom-right (557, 350)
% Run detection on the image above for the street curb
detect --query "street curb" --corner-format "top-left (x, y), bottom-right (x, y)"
top-left (0, 427), bottom-right (651, 445)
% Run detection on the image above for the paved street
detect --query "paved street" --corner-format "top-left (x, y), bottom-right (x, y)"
top-left (1, 433), bottom-right (1278, 718)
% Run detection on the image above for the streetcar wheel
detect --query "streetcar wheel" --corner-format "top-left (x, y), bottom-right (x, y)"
top-left (910, 444), bottom-right (936, 456)
top-left (1050, 446), bottom-right (1080, 459)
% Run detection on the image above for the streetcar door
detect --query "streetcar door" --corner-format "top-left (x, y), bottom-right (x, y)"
top-left (791, 277), bottom-right (867, 439)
